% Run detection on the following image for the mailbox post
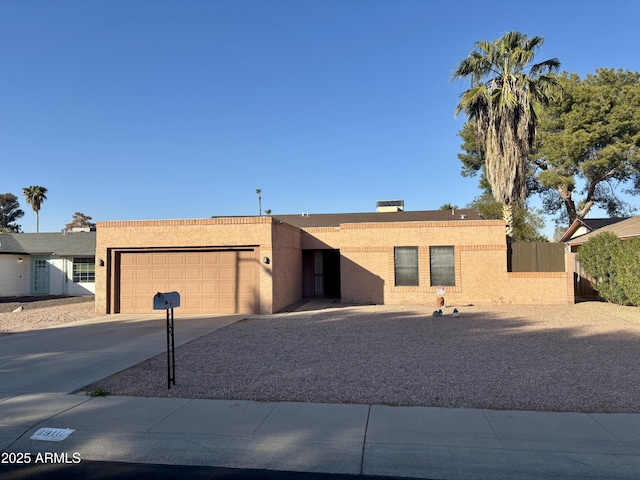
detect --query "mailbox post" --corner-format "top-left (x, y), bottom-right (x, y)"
top-left (153, 291), bottom-right (180, 389)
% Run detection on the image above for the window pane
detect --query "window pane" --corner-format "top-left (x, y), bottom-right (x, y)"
top-left (395, 247), bottom-right (419, 286)
top-left (73, 257), bottom-right (95, 283)
top-left (430, 246), bottom-right (455, 286)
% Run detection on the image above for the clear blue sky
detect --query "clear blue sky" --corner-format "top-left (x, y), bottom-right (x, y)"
top-left (1, 0), bottom-right (638, 235)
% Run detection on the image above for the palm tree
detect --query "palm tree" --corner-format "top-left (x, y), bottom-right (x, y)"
top-left (256, 188), bottom-right (262, 216)
top-left (452, 31), bottom-right (560, 239)
top-left (22, 185), bottom-right (48, 232)
top-left (439, 203), bottom-right (459, 211)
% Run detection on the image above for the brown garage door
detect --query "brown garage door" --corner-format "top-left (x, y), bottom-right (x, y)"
top-left (118, 250), bottom-right (258, 314)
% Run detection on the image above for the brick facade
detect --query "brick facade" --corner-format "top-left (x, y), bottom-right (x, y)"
top-left (96, 215), bottom-right (574, 315)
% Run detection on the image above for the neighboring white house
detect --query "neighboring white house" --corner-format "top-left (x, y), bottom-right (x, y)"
top-left (0, 231), bottom-right (96, 298)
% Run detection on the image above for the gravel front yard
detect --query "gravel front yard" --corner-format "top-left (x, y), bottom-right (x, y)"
top-left (0, 295), bottom-right (97, 334)
top-left (82, 301), bottom-right (640, 413)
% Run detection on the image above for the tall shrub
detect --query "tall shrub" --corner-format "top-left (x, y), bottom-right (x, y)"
top-left (615, 237), bottom-right (640, 306)
top-left (578, 232), bottom-right (627, 305)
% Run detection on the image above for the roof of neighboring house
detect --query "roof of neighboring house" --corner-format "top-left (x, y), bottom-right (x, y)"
top-left (558, 217), bottom-right (628, 242)
top-left (0, 232), bottom-right (96, 256)
top-left (564, 215), bottom-right (640, 246)
top-left (272, 208), bottom-right (482, 228)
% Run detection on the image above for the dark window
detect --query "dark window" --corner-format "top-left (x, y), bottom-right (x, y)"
top-left (430, 246), bottom-right (455, 286)
top-left (73, 257), bottom-right (95, 283)
top-left (394, 247), bottom-right (419, 286)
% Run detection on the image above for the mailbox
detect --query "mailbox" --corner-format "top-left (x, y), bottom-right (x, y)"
top-left (154, 291), bottom-right (180, 389)
top-left (153, 291), bottom-right (180, 310)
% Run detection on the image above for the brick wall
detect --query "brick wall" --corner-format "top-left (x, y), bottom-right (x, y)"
top-left (336, 220), bottom-right (574, 306)
top-left (96, 217), bottom-right (575, 314)
top-left (95, 217), bottom-right (274, 315)
top-left (270, 221), bottom-right (302, 313)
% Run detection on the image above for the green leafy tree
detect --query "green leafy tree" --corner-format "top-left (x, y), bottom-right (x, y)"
top-left (452, 31), bottom-right (561, 239)
top-left (64, 212), bottom-right (96, 232)
top-left (614, 237), bottom-right (640, 306)
top-left (533, 69), bottom-right (640, 224)
top-left (468, 193), bottom-right (547, 242)
top-left (0, 193), bottom-right (24, 233)
top-left (22, 185), bottom-right (48, 233)
top-left (578, 232), bottom-right (627, 305)
top-left (457, 121), bottom-right (490, 188)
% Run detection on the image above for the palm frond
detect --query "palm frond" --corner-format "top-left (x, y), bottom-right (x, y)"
top-left (530, 58), bottom-right (561, 77)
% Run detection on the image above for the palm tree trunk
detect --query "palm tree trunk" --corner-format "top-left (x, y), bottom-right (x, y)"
top-left (502, 203), bottom-right (515, 241)
top-left (36, 211), bottom-right (39, 233)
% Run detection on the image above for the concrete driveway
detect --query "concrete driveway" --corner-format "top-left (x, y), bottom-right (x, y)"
top-left (0, 313), bottom-right (244, 394)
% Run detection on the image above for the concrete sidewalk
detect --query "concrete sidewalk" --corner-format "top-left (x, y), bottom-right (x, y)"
top-left (1, 394), bottom-right (640, 479)
top-left (1, 308), bottom-right (640, 479)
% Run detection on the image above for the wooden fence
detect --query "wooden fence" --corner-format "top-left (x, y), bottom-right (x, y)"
top-left (508, 242), bottom-right (600, 302)
top-left (508, 242), bottom-right (566, 272)
top-left (572, 255), bottom-right (600, 300)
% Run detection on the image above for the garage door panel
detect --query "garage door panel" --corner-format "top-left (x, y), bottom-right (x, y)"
top-left (119, 298), bottom-right (134, 310)
top-left (152, 254), bottom-right (169, 265)
top-left (120, 270), bottom-right (135, 282)
top-left (136, 255), bottom-right (152, 266)
top-left (202, 297), bottom-right (219, 309)
top-left (220, 253), bottom-right (235, 265)
top-left (183, 298), bottom-right (201, 310)
top-left (218, 283), bottom-right (234, 294)
top-left (169, 269), bottom-right (185, 280)
top-left (238, 298), bottom-right (254, 312)
top-left (184, 283), bottom-right (201, 295)
top-left (237, 283), bottom-right (254, 294)
top-left (185, 268), bottom-right (201, 280)
top-left (202, 269), bottom-right (219, 280)
top-left (186, 253), bottom-right (203, 265)
top-left (202, 253), bottom-right (220, 265)
top-left (218, 297), bottom-right (235, 311)
top-left (238, 265), bottom-right (253, 275)
top-left (120, 255), bottom-right (135, 266)
top-left (170, 254), bottom-right (185, 265)
top-left (135, 270), bottom-right (151, 281)
top-left (169, 281), bottom-right (189, 293)
top-left (119, 250), bottom-right (257, 314)
top-left (135, 298), bottom-right (151, 310)
top-left (219, 268), bottom-right (234, 280)
top-left (135, 283), bottom-right (153, 295)
top-left (152, 269), bottom-right (168, 280)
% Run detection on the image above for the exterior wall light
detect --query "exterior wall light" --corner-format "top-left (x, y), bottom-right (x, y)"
top-left (99, 259), bottom-right (105, 267)
top-left (17, 257), bottom-right (23, 263)
top-left (263, 257), bottom-right (270, 264)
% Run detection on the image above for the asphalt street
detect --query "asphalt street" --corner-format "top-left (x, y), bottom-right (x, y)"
top-left (1, 461), bottom-right (430, 480)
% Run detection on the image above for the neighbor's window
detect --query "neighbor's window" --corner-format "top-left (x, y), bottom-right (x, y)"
top-left (73, 257), bottom-right (95, 283)
top-left (394, 247), bottom-right (419, 286)
top-left (430, 246), bottom-right (455, 286)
